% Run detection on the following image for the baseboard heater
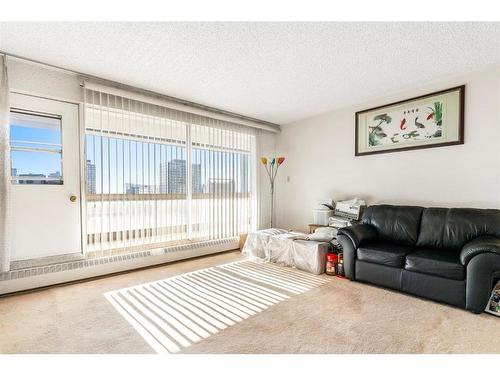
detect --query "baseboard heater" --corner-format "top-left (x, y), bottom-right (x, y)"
top-left (0, 237), bottom-right (239, 295)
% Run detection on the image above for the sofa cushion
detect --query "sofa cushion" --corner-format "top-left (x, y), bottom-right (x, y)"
top-left (357, 242), bottom-right (415, 268)
top-left (416, 207), bottom-right (500, 250)
top-left (404, 249), bottom-right (465, 280)
top-left (361, 205), bottom-right (424, 246)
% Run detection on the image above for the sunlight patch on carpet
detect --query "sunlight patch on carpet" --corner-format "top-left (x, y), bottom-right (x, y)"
top-left (104, 260), bottom-right (329, 353)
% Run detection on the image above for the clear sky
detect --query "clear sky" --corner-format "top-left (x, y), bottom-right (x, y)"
top-left (86, 134), bottom-right (249, 194)
top-left (10, 121), bottom-right (249, 190)
top-left (10, 123), bottom-right (62, 177)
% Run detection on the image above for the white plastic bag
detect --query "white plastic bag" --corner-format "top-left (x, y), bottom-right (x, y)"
top-left (242, 229), bottom-right (329, 274)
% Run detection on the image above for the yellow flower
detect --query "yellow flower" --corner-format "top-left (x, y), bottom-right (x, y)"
top-left (260, 157), bottom-right (268, 165)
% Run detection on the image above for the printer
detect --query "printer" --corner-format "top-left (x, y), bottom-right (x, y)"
top-left (328, 198), bottom-right (366, 249)
top-left (328, 198), bottom-right (366, 229)
top-left (334, 198), bottom-right (366, 221)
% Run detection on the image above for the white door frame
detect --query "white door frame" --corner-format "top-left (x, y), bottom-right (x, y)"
top-left (9, 90), bottom-right (87, 262)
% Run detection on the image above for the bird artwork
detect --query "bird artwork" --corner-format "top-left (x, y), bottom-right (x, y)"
top-left (403, 130), bottom-right (419, 139)
top-left (358, 86), bottom-right (464, 156)
top-left (427, 102), bottom-right (443, 126)
top-left (373, 113), bottom-right (392, 125)
top-left (368, 113), bottom-right (392, 146)
top-left (414, 116), bottom-right (425, 128)
top-left (368, 99), bottom-right (445, 148)
top-left (400, 118), bottom-right (407, 130)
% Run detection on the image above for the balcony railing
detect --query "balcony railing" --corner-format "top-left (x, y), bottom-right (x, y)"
top-left (85, 194), bottom-right (252, 253)
top-left (86, 192), bottom-right (250, 201)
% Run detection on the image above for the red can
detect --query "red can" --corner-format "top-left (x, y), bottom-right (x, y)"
top-left (326, 253), bottom-right (338, 276)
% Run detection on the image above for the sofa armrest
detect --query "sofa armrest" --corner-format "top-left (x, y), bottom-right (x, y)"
top-left (461, 236), bottom-right (500, 266)
top-left (337, 224), bottom-right (377, 248)
top-left (337, 224), bottom-right (377, 280)
top-left (465, 253), bottom-right (500, 313)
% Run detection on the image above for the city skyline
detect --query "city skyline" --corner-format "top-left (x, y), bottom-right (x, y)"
top-left (86, 160), bottom-right (96, 194)
top-left (160, 159), bottom-right (203, 194)
top-left (10, 117), bottom-right (63, 180)
top-left (85, 134), bottom-right (250, 195)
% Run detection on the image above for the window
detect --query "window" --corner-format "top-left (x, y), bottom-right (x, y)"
top-left (85, 134), bottom-right (187, 196)
top-left (84, 88), bottom-right (256, 253)
top-left (190, 144), bottom-right (252, 240)
top-left (10, 110), bottom-right (63, 185)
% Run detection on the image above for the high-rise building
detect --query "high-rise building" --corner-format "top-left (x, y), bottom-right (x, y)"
top-left (48, 171), bottom-right (62, 184)
top-left (17, 173), bottom-right (47, 184)
top-left (192, 163), bottom-right (202, 194)
top-left (207, 178), bottom-right (235, 194)
top-left (239, 154), bottom-right (249, 193)
top-left (160, 162), bottom-right (168, 193)
top-left (125, 183), bottom-right (156, 194)
top-left (160, 159), bottom-right (202, 194)
top-left (86, 160), bottom-right (96, 194)
top-left (167, 159), bottom-right (186, 194)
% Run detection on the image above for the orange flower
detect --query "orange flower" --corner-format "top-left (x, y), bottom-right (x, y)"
top-left (260, 157), bottom-right (268, 165)
top-left (277, 156), bottom-right (285, 165)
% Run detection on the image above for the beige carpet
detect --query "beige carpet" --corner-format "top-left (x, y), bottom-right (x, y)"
top-left (0, 250), bottom-right (498, 354)
top-left (104, 260), bottom-right (330, 353)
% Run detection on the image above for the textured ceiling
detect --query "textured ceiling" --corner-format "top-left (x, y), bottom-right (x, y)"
top-left (0, 22), bottom-right (499, 124)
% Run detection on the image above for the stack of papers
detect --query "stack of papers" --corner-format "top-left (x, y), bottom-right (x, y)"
top-left (485, 280), bottom-right (500, 316)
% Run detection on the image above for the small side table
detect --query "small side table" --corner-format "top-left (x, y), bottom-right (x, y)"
top-left (308, 224), bottom-right (329, 234)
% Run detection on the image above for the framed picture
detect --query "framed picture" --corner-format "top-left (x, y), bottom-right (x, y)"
top-left (355, 85), bottom-right (465, 156)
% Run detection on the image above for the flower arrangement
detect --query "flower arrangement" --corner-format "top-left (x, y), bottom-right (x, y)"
top-left (260, 156), bottom-right (285, 228)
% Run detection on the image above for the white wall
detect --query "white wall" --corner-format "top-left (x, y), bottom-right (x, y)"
top-left (275, 66), bottom-right (500, 232)
top-left (8, 59), bottom-right (82, 102)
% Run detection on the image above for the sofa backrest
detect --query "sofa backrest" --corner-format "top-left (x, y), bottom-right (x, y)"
top-left (416, 207), bottom-right (500, 250)
top-left (361, 204), bottom-right (500, 250)
top-left (361, 205), bottom-right (424, 246)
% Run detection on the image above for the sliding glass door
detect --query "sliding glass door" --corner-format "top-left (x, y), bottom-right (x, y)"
top-left (84, 88), bottom-right (256, 255)
top-left (190, 123), bottom-right (254, 241)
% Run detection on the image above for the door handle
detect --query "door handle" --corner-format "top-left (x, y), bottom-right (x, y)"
top-left (70, 195), bottom-right (77, 202)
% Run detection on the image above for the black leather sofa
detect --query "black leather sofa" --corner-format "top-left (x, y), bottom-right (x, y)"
top-left (337, 205), bottom-right (500, 313)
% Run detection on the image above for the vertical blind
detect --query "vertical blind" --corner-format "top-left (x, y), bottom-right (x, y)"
top-left (84, 87), bottom-right (257, 255)
top-left (0, 55), bottom-right (11, 272)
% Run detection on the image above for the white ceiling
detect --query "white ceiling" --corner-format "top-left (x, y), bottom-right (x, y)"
top-left (1, 22), bottom-right (499, 124)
